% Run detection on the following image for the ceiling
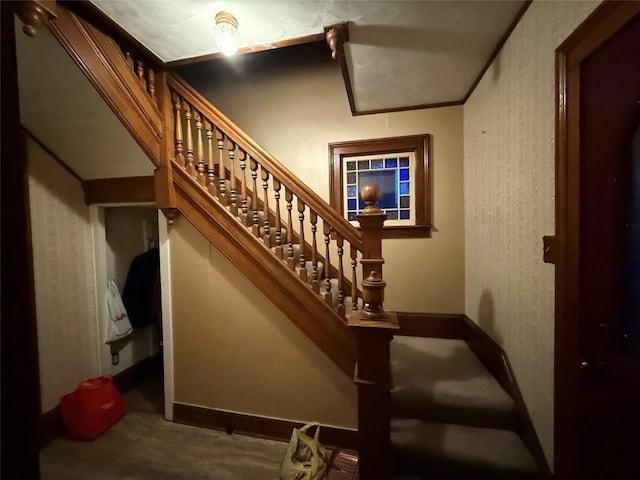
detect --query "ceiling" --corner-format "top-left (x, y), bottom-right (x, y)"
top-left (13, 1), bottom-right (527, 180)
top-left (15, 18), bottom-right (153, 180)
top-left (90, 0), bottom-right (527, 113)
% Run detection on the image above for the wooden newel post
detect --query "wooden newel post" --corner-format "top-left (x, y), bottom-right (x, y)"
top-left (349, 184), bottom-right (399, 480)
top-left (154, 71), bottom-right (178, 225)
top-left (15, 1), bottom-right (57, 37)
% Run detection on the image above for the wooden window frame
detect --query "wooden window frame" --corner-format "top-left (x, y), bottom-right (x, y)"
top-left (329, 134), bottom-right (432, 239)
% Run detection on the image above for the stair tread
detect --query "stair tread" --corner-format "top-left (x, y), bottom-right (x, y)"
top-left (391, 419), bottom-right (538, 479)
top-left (326, 278), bottom-right (354, 312)
top-left (391, 337), bottom-right (516, 428)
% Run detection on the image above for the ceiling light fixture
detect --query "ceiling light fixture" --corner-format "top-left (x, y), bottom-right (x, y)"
top-left (214, 11), bottom-right (240, 56)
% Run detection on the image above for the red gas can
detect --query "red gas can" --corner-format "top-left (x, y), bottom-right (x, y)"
top-left (59, 376), bottom-right (127, 440)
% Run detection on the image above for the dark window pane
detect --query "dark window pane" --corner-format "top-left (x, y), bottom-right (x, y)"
top-left (348, 211), bottom-right (357, 221)
top-left (400, 196), bottom-right (410, 208)
top-left (358, 170), bottom-right (397, 210)
top-left (385, 157), bottom-right (398, 168)
top-left (348, 199), bottom-right (357, 210)
top-left (400, 168), bottom-right (410, 181)
top-left (399, 156), bottom-right (410, 167)
top-left (346, 172), bottom-right (356, 184)
top-left (346, 161), bottom-right (356, 171)
top-left (400, 182), bottom-right (410, 195)
top-left (371, 159), bottom-right (384, 169)
top-left (400, 210), bottom-right (410, 220)
top-left (387, 210), bottom-right (398, 220)
top-left (347, 185), bottom-right (357, 198)
top-left (357, 160), bottom-right (370, 170)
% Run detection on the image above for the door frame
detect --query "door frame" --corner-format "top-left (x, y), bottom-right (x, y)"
top-left (89, 204), bottom-right (175, 419)
top-left (554, 2), bottom-right (640, 477)
top-left (1, 4), bottom-right (41, 477)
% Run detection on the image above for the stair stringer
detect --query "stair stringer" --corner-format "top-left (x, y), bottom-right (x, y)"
top-left (47, 6), bottom-right (162, 166)
top-left (172, 163), bottom-right (357, 377)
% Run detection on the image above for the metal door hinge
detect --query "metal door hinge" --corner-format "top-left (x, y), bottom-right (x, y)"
top-left (543, 235), bottom-right (556, 264)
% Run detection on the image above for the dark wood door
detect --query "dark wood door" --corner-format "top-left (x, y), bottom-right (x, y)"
top-left (1, 3), bottom-right (42, 478)
top-left (578, 13), bottom-right (640, 480)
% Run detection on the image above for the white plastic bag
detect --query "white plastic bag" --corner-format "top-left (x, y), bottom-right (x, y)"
top-left (105, 279), bottom-right (133, 343)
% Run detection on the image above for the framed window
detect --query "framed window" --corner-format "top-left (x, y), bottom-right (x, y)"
top-left (329, 134), bottom-right (432, 238)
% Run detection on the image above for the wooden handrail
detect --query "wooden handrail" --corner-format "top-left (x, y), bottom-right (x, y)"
top-left (166, 74), bottom-right (363, 251)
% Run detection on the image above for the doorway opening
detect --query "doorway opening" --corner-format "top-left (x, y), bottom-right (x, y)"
top-left (91, 204), bottom-right (170, 417)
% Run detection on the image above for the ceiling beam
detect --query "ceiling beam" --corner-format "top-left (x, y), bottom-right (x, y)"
top-left (324, 23), bottom-right (355, 115)
top-left (165, 33), bottom-right (326, 68)
top-left (82, 176), bottom-right (155, 205)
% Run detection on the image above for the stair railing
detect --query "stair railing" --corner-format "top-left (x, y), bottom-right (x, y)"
top-left (164, 74), bottom-right (370, 320)
top-left (164, 76), bottom-right (399, 478)
top-left (117, 44), bottom-right (159, 108)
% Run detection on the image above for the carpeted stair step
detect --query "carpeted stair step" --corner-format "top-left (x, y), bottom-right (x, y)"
top-left (259, 225), bottom-right (287, 247)
top-left (271, 242), bottom-right (302, 263)
top-left (327, 278), bottom-right (354, 313)
top-left (391, 418), bottom-right (538, 480)
top-left (296, 264), bottom-right (354, 317)
top-left (391, 337), bottom-right (517, 429)
top-left (270, 244), bottom-right (325, 280)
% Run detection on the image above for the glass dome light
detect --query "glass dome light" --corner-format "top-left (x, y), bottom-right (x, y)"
top-left (214, 11), bottom-right (240, 56)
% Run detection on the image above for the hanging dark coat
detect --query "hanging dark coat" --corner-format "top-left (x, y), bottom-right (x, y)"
top-left (122, 247), bottom-right (160, 329)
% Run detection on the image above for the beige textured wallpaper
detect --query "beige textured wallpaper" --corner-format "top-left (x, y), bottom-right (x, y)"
top-left (178, 50), bottom-right (464, 313)
top-left (463, 0), bottom-right (600, 465)
top-left (27, 138), bottom-right (100, 412)
top-left (171, 217), bottom-right (357, 428)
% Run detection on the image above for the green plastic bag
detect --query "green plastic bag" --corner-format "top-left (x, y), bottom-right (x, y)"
top-left (279, 422), bottom-right (328, 480)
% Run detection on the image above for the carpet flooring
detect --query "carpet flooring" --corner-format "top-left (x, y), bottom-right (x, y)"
top-left (40, 374), bottom-right (288, 479)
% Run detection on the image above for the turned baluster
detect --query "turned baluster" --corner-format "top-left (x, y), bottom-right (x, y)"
top-left (310, 210), bottom-right (319, 293)
top-left (125, 51), bottom-right (134, 72)
top-left (173, 95), bottom-right (185, 168)
top-left (136, 60), bottom-right (147, 91)
top-left (297, 199), bottom-right (307, 282)
top-left (273, 178), bottom-right (283, 259)
top-left (250, 157), bottom-right (259, 231)
top-left (194, 111), bottom-right (205, 186)
top-left (336, 233), bottom-right (345, 317)
top-left (351, 244), bottom-right (359, 311)
top-left (238, 149), bottom-right (249, 225)
top-left (147, 69), bottom-right (157, 104)
top-left (216, 129), bottom-right (227, 204)
top-left (205, 121), bottom-right (217, 196)
top-left (184, 103), bottom-right (196, 178)
top-left (260, 167), bottom-right (271, 246)
top-left (286, 188), bottom-right (295, 270)
top-left (227, 140), bottom-right (238, 215)
top-left (323, 221), bottom-right (333, 305)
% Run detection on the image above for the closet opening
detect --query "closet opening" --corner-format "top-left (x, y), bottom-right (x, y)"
top-left (91, 204), bottom-right (170, 417)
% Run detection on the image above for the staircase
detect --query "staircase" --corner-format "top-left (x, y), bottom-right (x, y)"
top-left (160, 73), bottom-right (366, 376)
top-left (34, 4), bottom-right (548, 479)
top-left (390, 335), bottom-right (539, 479)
